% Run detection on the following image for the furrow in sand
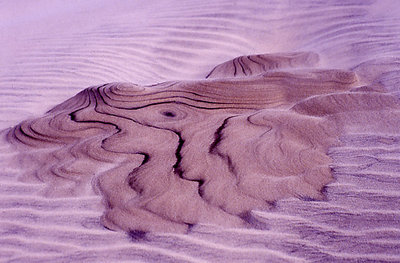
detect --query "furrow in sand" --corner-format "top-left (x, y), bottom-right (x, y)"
top-left (254, 208), bottom-right (400, 233)
top-left (0, 61), bottom-right (131, 83)
top-left (0, 183), bottom-right (43, 195)
top-left (332, 163), bottom-right (400, 173)
top-left (1, 208), bottom-right (102, 223)
top-left (330, 147), bottom-right (400, 157)
top-left (149, 24), bottom-right (254, 43)
top-left (329, 187), bottom-right (400, 198)
top-left (0, 208), bottom-right (100, 216)
top-left (0, 221), bottom-right (127, 248)
top-left (279, 237), bottom-right (400, 262)
top-left (157, 233), bottom-right (308, 262)
top-left (335, 171), bottom-right (400, 181)
top-left (6, 245), bottom-right (210, 263)
top-left (4, 58), bottom-right (140, 81)
top-left (331, 155), bottom-right (400, 166)
top-left (0, 196), bottom-right (101, 212)
top-left (0, 236), bottom-right (81, 255)
top-left (206, 225), bottom-right (400, 245)
top-left (151, 227), bottom-right (400, 261)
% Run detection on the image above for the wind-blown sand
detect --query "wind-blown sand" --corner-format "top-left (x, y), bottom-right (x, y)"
top-left (1, 0), bottom-right (400, 262)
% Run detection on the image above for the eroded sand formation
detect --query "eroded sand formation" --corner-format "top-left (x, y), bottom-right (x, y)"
top-left (6, 52), bottom-right (400, 233)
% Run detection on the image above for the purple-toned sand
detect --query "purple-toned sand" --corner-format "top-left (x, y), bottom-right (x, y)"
top-left (1, 1), bottom-right (400, 262)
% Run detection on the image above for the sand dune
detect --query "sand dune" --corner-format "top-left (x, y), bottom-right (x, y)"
top-left (2, 0), bottom-right (400, 262)
top-left (5, 52), bottom-right (400, 237)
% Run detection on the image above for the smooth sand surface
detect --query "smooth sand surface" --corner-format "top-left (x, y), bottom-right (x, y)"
top-left (1, 0), bottom-right (400, 262)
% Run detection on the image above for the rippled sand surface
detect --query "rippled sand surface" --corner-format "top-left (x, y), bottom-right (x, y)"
top-left (1, 1), bottom-right (400, 262)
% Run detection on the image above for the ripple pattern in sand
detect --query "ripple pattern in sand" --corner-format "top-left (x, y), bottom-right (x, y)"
top-left (1, 0), bottom-right (400, 262)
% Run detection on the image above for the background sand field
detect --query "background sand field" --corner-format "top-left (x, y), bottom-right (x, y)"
top-left (1, 1), bottom-right (400, 262)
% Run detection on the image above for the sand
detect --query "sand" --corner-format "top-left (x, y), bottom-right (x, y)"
top-left (1, 0), bottom-right (400, 262)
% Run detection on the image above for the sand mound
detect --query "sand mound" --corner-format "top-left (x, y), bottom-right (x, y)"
top-left (6, 52), bottom-right (400, 233)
